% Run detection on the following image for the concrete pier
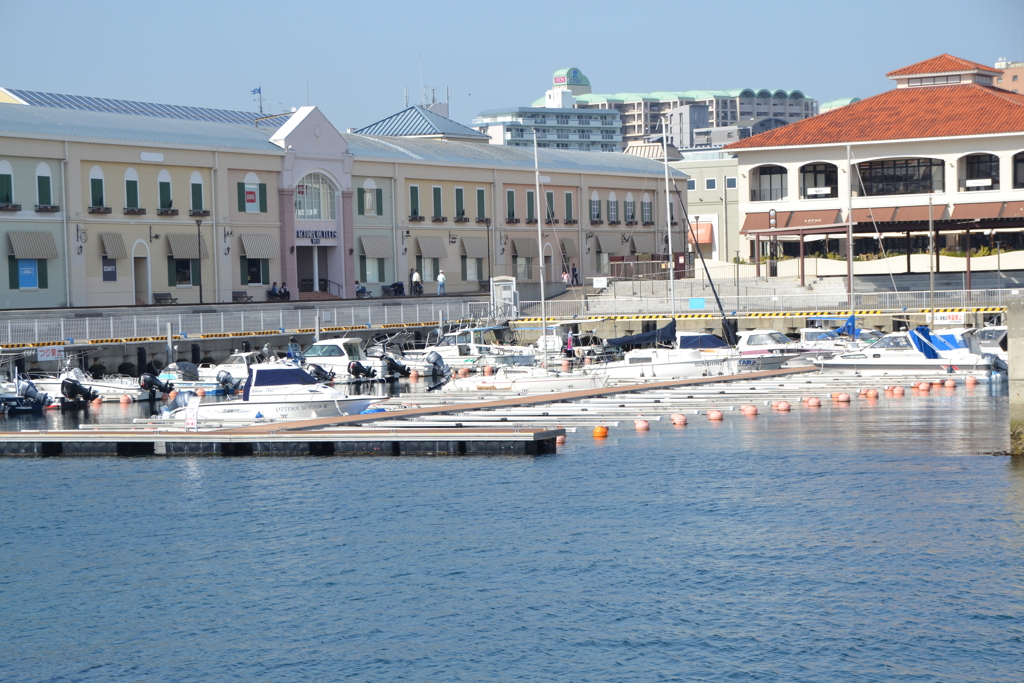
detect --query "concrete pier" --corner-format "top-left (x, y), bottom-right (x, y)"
top-left (1010, 299), bottom-right (1024, 455)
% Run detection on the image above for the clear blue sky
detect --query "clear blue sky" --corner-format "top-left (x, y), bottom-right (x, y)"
top-left (4, 0), bottom-right (1023, 131)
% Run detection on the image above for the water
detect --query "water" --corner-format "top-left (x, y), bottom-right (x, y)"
top-left (2, 386), bottom-right (1023, 681)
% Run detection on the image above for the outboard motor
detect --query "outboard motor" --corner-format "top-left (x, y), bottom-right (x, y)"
top-left (983, 353), bottom-right (1008, 373)
top-left (307, 364), bottom-right (335, 383)
top-left (16, 379), bottom-right (50, 407)
top-left (61, 378), bottom-right (100, 403)
top-left (139, 373), bottom-right (174, 395)
top-left (424, 351), bottom-right (453, 392)
top-left (216, 370), bottom-right (243, 393)
top-left (348, 361), bottom-right (377, 379)
top-left (160, 390), bottom-right (198, 417)
top-left (381, 354), bottom-right (411, 378)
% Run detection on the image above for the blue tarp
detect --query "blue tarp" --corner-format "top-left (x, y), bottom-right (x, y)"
top-left (911, 327), bottom-right (941, 359)
top-left (607, 320), bottom-right (676, 347)
top-left (677, 333), bottom-right (730, 349)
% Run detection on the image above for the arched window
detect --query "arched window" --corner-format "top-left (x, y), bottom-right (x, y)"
top-left (800, 162), bottom-right (838, 199)
top-left (607, 191), bottom-right (619, 223)
top-left (641, 192), bottom-right (652, 224)
top-left (751, 165), bottom-right (787, 201)
top-left (359, 178), bottom-right (381, 217)
top-left (625, 192), bottom-right (636, 223)
top-left (0, 160), bottom-right (14, 205)
top-left (962, 154), bottom-right (999, 191)
top-left (35, 163), bottom-right (53, 207)
top-left (856, 158), bottom-right (943, 196)
top-left (190, 171), bottom-right (204, 212)
top-left (124, 168), bottom-right (140, 210)
top-left (590, 190), bottom-right (601, 222)
top-left (157, 169), bottom-right (173, 211)
top-left (295, 172), bottom-right (337, 220)
top-left (89, 166), bottom-right (105, 208)
top-left (1015, 152), bottom-right (1024, 189)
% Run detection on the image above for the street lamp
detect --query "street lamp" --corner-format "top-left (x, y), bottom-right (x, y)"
top-left (996, 240), bottom-right (1003, 287)
top-left (734, 250), bottom-right (740, 291)
top-left (195, 218), bottom-right (203, 304)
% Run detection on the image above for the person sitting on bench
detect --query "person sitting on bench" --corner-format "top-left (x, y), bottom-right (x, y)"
top-left (355, 280), bottom-right (368, 297)
top-left (267, 282), bottom-right (279, 298)
top-left (279, 282), bottom-right (290, 300)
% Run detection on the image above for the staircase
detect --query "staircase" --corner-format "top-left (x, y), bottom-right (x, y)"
top-left (298, 291), bottom-right (343, 302)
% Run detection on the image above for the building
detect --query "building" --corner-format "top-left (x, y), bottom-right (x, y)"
top-left (819, 98), bottom-right (861, 114)
top-left (995, 57), bottom-right (1024, 93)
top-left (473, 100), bottom-right (623, 152)
top-left (724, 54), bottom-right (1024, 281)
top-left (356, 105), bottom-right (490, 143)
top-left (670, 154), bottom-right (741, 263)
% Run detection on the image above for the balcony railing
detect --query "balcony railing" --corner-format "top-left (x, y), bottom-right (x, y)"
top-left (750, 188), bottom-right (787, 201)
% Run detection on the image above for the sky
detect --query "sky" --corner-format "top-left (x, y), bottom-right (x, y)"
top-left (3, 0), bottom-right (1024, 132)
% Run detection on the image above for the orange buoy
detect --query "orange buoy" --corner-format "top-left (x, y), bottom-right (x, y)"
top-left (119, 394), bottom-right (132, 404)
top-left (91, 397), bottom-right (103, 405)
top-left (708, 410), bottom-right (724, 421)
top-left (741, 404), bottom-right (758, 415)
top-left (770, 400), bottom-right (780, 409)
top-left (776, 400), bottom-right (792, 411)
top-left (919, 382), bottom-right (931, 391)
top-left (807, 397), bottom-right (822, 407)
top-left (484, 365), bottom-right (493, 376)
top-left (195, 388), bottom-right (206, 397)
top-left (670, 414), bottom-right (688, 425)
top-left (944, 379), bottom-right (956, 388)
top-left (892, 386), bottom-right (905, 396)
top-left (836, 392), bottom-right (851, 402)
top-left (634, 419), bottom-right (650, 431)
top-left (830, 392), bottom-right (840, 399)
top-left (866, 389), bottom-right (879, 398)
top-left (858, 388), bottom-right (867, 395)
top-left (556, 433), bottom-right (567, 444)
top-left (561, 360), bottom-right (571, 372)
top-left (593, 425), bottom-right (609, 438)
top-left (966, 375), bottom-right (978, 385)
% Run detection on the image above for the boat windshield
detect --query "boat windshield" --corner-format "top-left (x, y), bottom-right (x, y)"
top-left (804, 330), bottom-right (838, 341)
top-left (222, 355), bottom-right (247, 365)
top-left (860, 330), bottom-right (883, 342)
top-left (871, 334), bottom-right (912, 349)
top-left (303, 344), bottom-right (343, 357)
top-left (747, 333), bottom-right (791, 345)
top-left (252, 368), bottom-right (319, 386)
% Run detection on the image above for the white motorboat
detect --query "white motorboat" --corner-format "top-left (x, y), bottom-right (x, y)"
top-left (814, 327), bottom-right (994, 377)
top-left (163, 364), bottom-right (384, 422)
top-left (402, 325), bottom-right (536, 374)
top-left (671, 329), bottom-right (796, 373)
top-left (301, 337), bottom-right (409, 382)
top-left (31, 364), bottom-right (162, 402)
top-left (596, 346), bottom-right (729, 381)
top-left (440, 365), bottom-right (607, 393)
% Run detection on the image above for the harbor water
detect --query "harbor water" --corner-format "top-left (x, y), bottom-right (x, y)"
top-left (2, 383), bottom-right (1023, 681)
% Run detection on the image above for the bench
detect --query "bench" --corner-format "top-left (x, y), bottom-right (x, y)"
top-left (153, 292), bottom-right (178, 305)
top-left (267, 292), bottom-right (290, 302)
top-left (478, 280), bottom-right (490, 292)
top-left (232, 290), bottom-right (254, 303)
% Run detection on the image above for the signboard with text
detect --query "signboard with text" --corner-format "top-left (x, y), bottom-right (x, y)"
top-left (36, 346), bottom-right (65, 362)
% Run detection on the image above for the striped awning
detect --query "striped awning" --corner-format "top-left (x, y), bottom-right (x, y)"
top-left (630, 233), bottom-right (656, 253)
top-left (560, 238), bottom-right (578, 257)
top-left (512, 238), bottom-right (538, 258)
top-left (9, 231), bottom-right (59, 259)
top-left (167, 233), bottom-right (209, 259)
top-left (594, 234), bottom-right (620, 254)
top-left (462, 237), bottom-right (488, 258)
top-left (417, 236), bottom-right (448, 258)
top-left (240, 233), bottom-right (278, 260)
top-left (360, 236), bottom-right (392, 259)
top-left (98, 232), bottom-right (128, 260)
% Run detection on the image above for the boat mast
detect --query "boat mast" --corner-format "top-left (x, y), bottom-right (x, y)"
top-left (663, 124), bottom-right (676, 317)
top-left (533, 129), bottom-right (547, 369)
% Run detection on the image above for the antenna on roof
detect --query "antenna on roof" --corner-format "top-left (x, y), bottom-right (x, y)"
top-left (431, 87), bottom-right (436, 104)
top-left (404, 87), bottom-right (408, 108)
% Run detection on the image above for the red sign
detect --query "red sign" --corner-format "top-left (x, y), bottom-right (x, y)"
top-left (245, 190), bottom-right (257, 204)
top-left (553, 76), bottom-right (566, 84)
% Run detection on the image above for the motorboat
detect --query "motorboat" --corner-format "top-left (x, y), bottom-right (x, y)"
top-left (401, 325), bottom-right (536, 374)
top-left (814, 327), bottom-right (995, 377)
top-left (162, 364), bottom-right (385, 422)
top-left (588, 321), bottom-right (730, 381)
top-left (673, 329), bottom-right (797, 373)
top-left (300, 337), bottom-right (410, 382)
top-left (30, 363), bottom-right (163, 402)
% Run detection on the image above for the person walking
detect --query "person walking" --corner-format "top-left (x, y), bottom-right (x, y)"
top-left (561, 270), bottom-right (570, 287)
top-left (571, 262), bottom-right (579, 286)
top-left (437, 269), bottom-right (446, 296)
top-left (411, 268), bottom-right (422, 296)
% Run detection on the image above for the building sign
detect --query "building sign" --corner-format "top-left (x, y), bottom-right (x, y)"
top-left (245, 183), bottom-right (260, 213)
top-left (927, 312), bottom-right (965, 324)
top-left (806, 187), bottom-right (831, 195)
top-left (294, 229), bottom-right (338, 246)
top-left (102, 256), bottom-right (117, 282)
top-left (36, 346), bottom-right (65, 362)
top-left (965, 178), bottom-right (992, 188)
top-left (554, 76), bottom-right (567, 84)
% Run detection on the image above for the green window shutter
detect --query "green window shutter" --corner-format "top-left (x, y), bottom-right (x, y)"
top-left (565, 193), bottom-right (573, 221)
top-left (159, 182), bottom-right (171, 209)
top-left (37, 176), bottom-right (51, 206)
top-left (507, 190), bottom-right (515, 218)
top-left (261, 259), bottom-right (269, 285)
top-left (126, 180), bottom-right (139, 208)
top-left (191, 183), bottom-right (203, 211)
top-left (461, 255), bottom-right (467, 281)
top-left (240, 255), bottom-right (248, 285)
top-left (237, 182), bottom-right (246, 211)
top-left (359, 255), bottom-right (367, 282)
top-left (91, 178), bottom-right (104, 207)
top-left (38, 259), bottom-right (47, 289)
top-left (416, 254), bottom-right (422, 274)
top-left (527, 191), bottom-right (534, 221)
top-left (375, 188), bottom-right (383, 216)
top-left (8, 256), bottom-right (17, 289)
top-left (432, 187), bottom-right (442, 218)
top-left (168, 256), bottom-right (176, 287)
top-left (476, 258), bottom-right (483, 280)
top-left (0, 174), bottom-right (12, 204)
top-left (190, 259), bottom-right (201, 287)
top-left (546, 191), bottom-right (554, 220)
top-left (670, 201), bottom-right (675, 220)
top-left (357, 189), bottom-right (365, 215)
top-left (410, 186), bottom-right (419, 216)
top-left (477, 188), bottom-right (485, 219)
top-left (258, 184), bottom-right (267, 213)
top-left (377, 258), bottom-right (386, 283)
top-left (455, 188), bottom-right (464, 217)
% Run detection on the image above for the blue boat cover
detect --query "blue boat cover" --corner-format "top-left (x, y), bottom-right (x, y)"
top-left (607, 320), bottom-right (676, 347)
top-left (911, 327), bottom-right (941, 359)
top-left (253, 368), bottom-right (319, 387)
top-left (676, 333), bottom-right (730, 349)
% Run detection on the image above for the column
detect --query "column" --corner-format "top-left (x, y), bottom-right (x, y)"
top-left (312, 245), bottom-right (319, 292)
top-left (278, 188), bottom-right (297, 291)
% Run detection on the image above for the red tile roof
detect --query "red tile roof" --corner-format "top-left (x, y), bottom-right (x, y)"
top-left (724, 83), bottom-right (1024, 150)
top-left (886, 54), bottom-right (1000, 78)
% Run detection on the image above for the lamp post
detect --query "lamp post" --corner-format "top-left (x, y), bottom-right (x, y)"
top-left (734, 250), bottom-right (740, 291)
top-left (195, 218), bottom-right (203, 304)
top-left (996, 240), bottom-right (1003, 288)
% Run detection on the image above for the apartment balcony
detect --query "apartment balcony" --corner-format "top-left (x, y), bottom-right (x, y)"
top-left (124, 207), bottom-right (147, 215)
top-left (0, 203), bottom-right (22, 212)
top-left (35, 204), bottom-right (60, 212)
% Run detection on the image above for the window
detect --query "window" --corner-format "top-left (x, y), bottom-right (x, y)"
top-left (240, 256), bottom-right (270, 285)
top-left (564, 192), bottom-right (574, 222)
top-left (800, 163), bottom-right (838, 199)
top-left (526, 190), bottom-right (536, 221)
top-left (293, 172), bottom-right (334, 219)
top-left (687, 179), bottom-right (696, 191)
top-left (607, 197), bottom-right (619, 223)
top-left (415, 254), bottom-right (439, 282)
top-left (8, 258), bottom-right (48, 289)
top-left (513, 256), bottom-right (532, 280)
top-left (908, 75), bottom-right (961, 86)
top-left (432, 186), bottom-right (443, 218)
top-left (751, 165), bottom-right (787, 201)
top-left (625, 197), bottom-right (635, 222)
top-left (461, 255), bottom-right (482, 281)
top-left (705, 178), bottom-right (717, 191)
top-left (167, 256), bottom-right (200, 287)
top-left (410, 185), bottom-right (420, 217)
top-left (641, 194), bottom-right (652, 223)
top-left (90, 166), bottom-right (105, 207)
top-left (726, 177), bottom-right (737, 189)
top-left (190, 171), bottom-right (203, 211)
top-left (455, 187), bottom-right (465, 218)
top-left (506, 189), bottom-right (516, 219)
top-left (125, 168), bottom-right (139, 209)
top-left (359, 256), bottom-right (385, 284)
top-left (964, 154), bottom-right (1000, 191)
top-left (556, 115), bottom-right (569, 125)
top-left (1014, 152), bottom-right (1024, 189)
top-left (158, 169), bottom-right (172, 210)
top-left (545, 191), bottom-right (555, 221)
top-left (357, 179), bottom-right (382, 217)
top-left (36, 163), bottom-right (52, 207)
top-left (856, 158), bottom-right (944, 196)
top-left (238, 172), bottom-right (268, 214)
top-left (476, 188), bottom-right (486, 219)
top-left (590, 194), bottom-right (601, 222)
top-left (0, 160), bottom-right (12, 204)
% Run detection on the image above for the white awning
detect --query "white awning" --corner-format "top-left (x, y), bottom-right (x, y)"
top-left (166, 233), bottom-right (209, 259)
top-left (98, 233), bottom-right (128, 260)
top-left (9, 232), bottom-right (59, 259)
top-left (240, 233), bottom-right (278, 259)
top-left (360, 236), bottom-right (392, 259)
top-left (630, 233), bottom-right (657, 253)
top-left (560, 238), bottom-right (578, 257)
top-left (417, 236), bottom-right (448, 258)
top-left (512, 238), bottom-right (538, 258)
top-left (462, 237), bottom-right (489, 258)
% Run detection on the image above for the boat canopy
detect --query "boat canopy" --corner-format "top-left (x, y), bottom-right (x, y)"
top-left (252, 367), bottom-right (319, 386)
top-left (910, 327), bottom-right (941, 359)
top-left (676, 333), bottom-right (730, 349)
top-left (607, 320), bottom-right (676, 347)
